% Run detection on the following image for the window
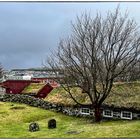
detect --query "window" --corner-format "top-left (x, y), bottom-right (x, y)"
top-left (121, 111), bottom-right (132, 120)
top-left (103, 110), bottom-right (113, 117)
top-left (81, 108), bottom-right (90, 115)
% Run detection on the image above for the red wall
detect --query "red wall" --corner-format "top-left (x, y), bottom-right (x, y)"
top-left (1, 80), bottom-right (39, 94)
top-left (35, 84), bottom-right (53, 98)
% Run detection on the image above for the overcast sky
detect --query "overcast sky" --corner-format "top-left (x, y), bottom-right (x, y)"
top-left (1, 2), bottom-right (140, 70)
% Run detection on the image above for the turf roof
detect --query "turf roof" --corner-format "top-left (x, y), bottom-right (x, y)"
top-left (22, 83), bottom-right (46, 94)
top-left (46, 82), bottom-right (140, 110)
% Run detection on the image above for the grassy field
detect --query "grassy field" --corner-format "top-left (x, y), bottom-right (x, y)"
top-left (0, 101), bottom-right (140, 138)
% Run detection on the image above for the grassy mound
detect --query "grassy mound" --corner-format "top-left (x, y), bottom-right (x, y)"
top-left (0, 101), bottom-right (140, 138)
top-left (46, 82), bottom-right (140, 109)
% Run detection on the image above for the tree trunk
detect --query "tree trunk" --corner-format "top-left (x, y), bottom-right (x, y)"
top-left (94, 105), bottom-right (102, 122)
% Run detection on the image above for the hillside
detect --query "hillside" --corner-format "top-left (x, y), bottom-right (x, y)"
top-left (46, 82), bottom-right (140, 110)
top-left (0, 102), bottom-right (140, 138)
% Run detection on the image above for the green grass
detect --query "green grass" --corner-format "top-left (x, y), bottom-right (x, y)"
top-left (0, 102), bottom-right (140, 138)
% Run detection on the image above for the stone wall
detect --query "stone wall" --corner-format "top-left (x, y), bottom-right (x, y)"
top-left (0, 93), bottom-right (55, 110)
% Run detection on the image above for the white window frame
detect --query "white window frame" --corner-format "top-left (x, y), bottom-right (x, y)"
top-left (80, 108), bottom-right (90, 115)
top-left (103, 110), bottom-right (113, 118)
top-left (121, 111), bottom-right (132, 120)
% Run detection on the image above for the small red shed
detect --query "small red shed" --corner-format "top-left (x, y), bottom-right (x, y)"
top-left (0, 79), bottom-right (54, 99)
top-left (0, 80), bottom-right (39, 94)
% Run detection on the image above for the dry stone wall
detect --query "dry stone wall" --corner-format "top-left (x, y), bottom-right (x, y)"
top-left (0, 93), bottom-right (55, 110)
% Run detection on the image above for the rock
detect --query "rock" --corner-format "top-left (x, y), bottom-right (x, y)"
top-left (29, 122), bottom-right (40, 132)
top-left (48, 119), bottom-right (56, 129)
top-left (56, 106), bottom-right (62, 112)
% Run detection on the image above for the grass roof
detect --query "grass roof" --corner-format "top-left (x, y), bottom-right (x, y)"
top-left (22, 83), bottom-right (46, 94)
top-left (45, 82), bottom-right (140, 110)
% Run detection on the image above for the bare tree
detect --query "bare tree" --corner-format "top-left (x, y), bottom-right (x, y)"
top-left (47, 7), bottom-right (140, 122)
top-left (0, 63), bottom-right (3, 80)
top-left (128, 59), bottom-right (140, 81)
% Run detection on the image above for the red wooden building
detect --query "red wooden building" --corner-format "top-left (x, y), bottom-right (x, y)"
top-left (0, 80), bottom-right (39, 94)
top-left (0, 80), bottom-right (53, 99)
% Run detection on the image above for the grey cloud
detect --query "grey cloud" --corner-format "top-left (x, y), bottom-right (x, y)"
top-left (0, 2), bottom-right (140, 69)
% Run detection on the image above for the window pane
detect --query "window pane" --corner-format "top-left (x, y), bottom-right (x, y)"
top-left (81, 108), bottom-right (90, 114)
top-left (121, 111), bottom-right (132, 119)
top-left (104, 110), bottom-right (112, 116)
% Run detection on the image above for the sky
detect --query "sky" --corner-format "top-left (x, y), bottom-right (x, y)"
top-left (1, 2), bottom-right (140, 70)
